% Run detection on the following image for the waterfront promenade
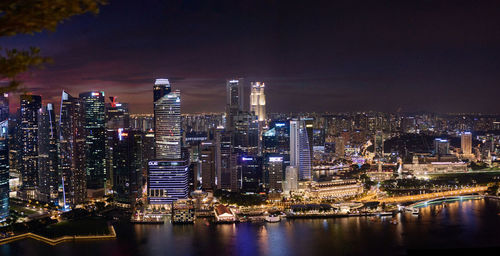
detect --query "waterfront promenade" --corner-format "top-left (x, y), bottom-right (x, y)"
top-left (0, 225), bottom-right (116, 246)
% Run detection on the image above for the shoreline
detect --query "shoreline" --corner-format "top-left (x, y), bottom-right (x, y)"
top-left (0, 225), bottom-right (116, 246)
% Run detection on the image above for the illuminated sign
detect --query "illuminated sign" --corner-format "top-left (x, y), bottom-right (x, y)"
top-left (275, 123), bottom-right (285, 127)
top-left (148, 161), bottom-right (158, 166)
top-left (242, 157), bottom-right (253, 161)
top-left (92, 92), bottom-right (100, 96)
top-left (269, 157), bottom-right (283, 162)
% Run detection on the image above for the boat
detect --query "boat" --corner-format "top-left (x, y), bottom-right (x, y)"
top-left (265, 215), bottom-right (281, 223)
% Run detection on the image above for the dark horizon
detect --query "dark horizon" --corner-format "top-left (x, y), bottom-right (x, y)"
top-left (1, 0), bottom-right (500, 114)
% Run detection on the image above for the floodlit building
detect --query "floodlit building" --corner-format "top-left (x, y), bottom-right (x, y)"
top-left (250, 82), bottom-right (266, 122)
top-left (461, 132), bottom-right (473, 157)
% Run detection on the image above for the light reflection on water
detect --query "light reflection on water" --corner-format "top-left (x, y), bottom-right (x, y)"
top-left (2, 198), bottom-right (500, 256)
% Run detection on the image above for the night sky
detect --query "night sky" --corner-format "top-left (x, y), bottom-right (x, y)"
top-left (2, 0), bottom-right (500, 114)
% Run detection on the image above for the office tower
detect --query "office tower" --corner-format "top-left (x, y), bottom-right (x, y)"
top-left (216, 129), bottom-right (238, 191)
top-left (38, 103), bottom-right (59, 203)
top-left (290, 120), bottom-right (312, 181)
top-left (239, 156), bottom-right (262, 192)
top-left (335, 136), bottom-right (345, 157)
top-left (105, 97), bottom-right (130, 190)
top-left (283, 165), bottom-right (298, 195)
top-left (250, 82), bottom-right (266, 122)
top-left (106, 97), bottom-right (130, 129)
top-left (374, 131), bottom-right (384, 158)
top-left (19, 94), bottom-right (42, 200)
top-left (303, 118), bottom-right (314, 161)
top-left (59, 91), bottom-right (86, 206)
top-left (233, 112), bottom-right (259, 155)
top-left (266, 156), bottom-right (283, 192)
top-left (111, 129), bottom-right (143, 205)
top-left (200, 141), bottom-right (216, 191)
top-left (142, 130), bottom-right (155, 169)
top-left (153, 79), bottom-right (181, 159)
top-left (79, 91), bottom-right (106, 194)
top-left (434, 138), bottom-right (450, 156)
top-left (461, 132), bottom-right (472, 156)
top-left (0, 94), bottom-right (8, 221)
top-left (225, 79), bottom-right (244, 131)
top-left (147, 159), bottom-right (188, 205)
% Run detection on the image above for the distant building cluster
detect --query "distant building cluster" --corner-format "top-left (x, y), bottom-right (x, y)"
top-left (2, 77), bottom-right (500, 222)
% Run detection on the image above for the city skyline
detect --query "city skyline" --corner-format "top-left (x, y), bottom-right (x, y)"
top-left (1, 0), bottom-right (500, 114)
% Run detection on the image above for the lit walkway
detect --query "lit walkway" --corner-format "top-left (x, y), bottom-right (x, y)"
top-left (377, 186), bottom-right (487, 203)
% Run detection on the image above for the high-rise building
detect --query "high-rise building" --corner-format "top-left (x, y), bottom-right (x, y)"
top-left (283, 165), bottom-right (298, 195)
top-left (239, 155), bottom-right (262, 192)
top-left (111, 129), bottom-right (143, 205)
top-left (290, 120), bottom-right (312, 181)
top-left (59, 91), bottom-right (86, 206)
top-left (105, 97), bottom-right (130, 190)
top-left (80, 91), bottom-right (106, 193)
top-left (200, 141), bottom-right (216, 191)
top-left (461, 132), bottom-right (472, 156)
top-left (0, 93), bottom-right (9, 221)
top-left (233, 112), bottom-right (259, 155)
top-left (374, 131), bottom-right (384, 158)
top-left (38, 103), bottom-right (59, 203)
top-left (266, 156), bottom-right (283, 192)
top-left (19, 94), bottom-right (42, 200)
top-left (225, 79), bottom-right (244, 131)
top-left (216, 129), bottom-right (238, 191)
top-left (250, 82), bottom-right (266, 122)
top-left (434, 138), bottom-right (450, 156)
top-left (153, 79), bottom-right (181, 159)
top-left (147, 159), bottom-right (188, 206)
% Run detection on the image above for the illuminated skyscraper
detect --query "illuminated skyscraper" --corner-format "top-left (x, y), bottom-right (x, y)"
top-left (225, 79), bottom-right (244, 131)
top-left (290, 119), bottom-right (312, 180)
top-left (153, 79), bottom-right (181, 159)
top-left (59, 91), bottom-right (86, 207)
top-left (266, 156), bottom-right (283, 192)
top-left (148, 79), bottom-right (187, 206)
top-left (38, 103), bottom-right (59, 203)
top-left (147, 159), bottom-right (188, 205)
top-left (200, 142), bottom-right (216, 191)
top-left (0, 93), bottom-right (8, 221)
top-left (250, 82), bottom-right (266, 122)
top-left (461, 132), bottom-right (472, 156)
top-left (110, 129), bottom-right (143, 205)
top-left (19, 94), bottom-right (41, 200)
top-left (80, 91), bottom-right (106, 192)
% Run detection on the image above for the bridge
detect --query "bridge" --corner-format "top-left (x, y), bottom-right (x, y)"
top-left (377, 186), bottom-right (487, 204)
top-left (408, 195), bottom-right (483, 209)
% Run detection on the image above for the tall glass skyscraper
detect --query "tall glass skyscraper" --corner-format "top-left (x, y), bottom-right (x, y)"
top-left (225, 79), bottom-right (244, 131)
top-left (79, 91), bottom-right (106, 191)
top-left (59, 91), bottom-right (86, 207)
top-left (148, 79), bottom-right (187, 206)
top-left (0, 93), bottom-right (9, 221)
top-left (153, 79), bottom-right (181, 159)
top-left (290, 119), bottom-right (312, 181)
top-left (19, 94), bottom-right (42, 200)
top-left (38, 103), bottom-right (59, 203)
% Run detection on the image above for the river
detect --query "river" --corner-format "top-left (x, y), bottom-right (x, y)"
top-left (2, 198), bottom-right (500, 255)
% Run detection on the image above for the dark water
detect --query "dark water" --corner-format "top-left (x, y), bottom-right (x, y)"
top-left (2, 198), bottom-right (500, 256)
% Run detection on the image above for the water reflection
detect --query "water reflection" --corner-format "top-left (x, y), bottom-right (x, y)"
top-left (3, 199), bottom-right (500, 256)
